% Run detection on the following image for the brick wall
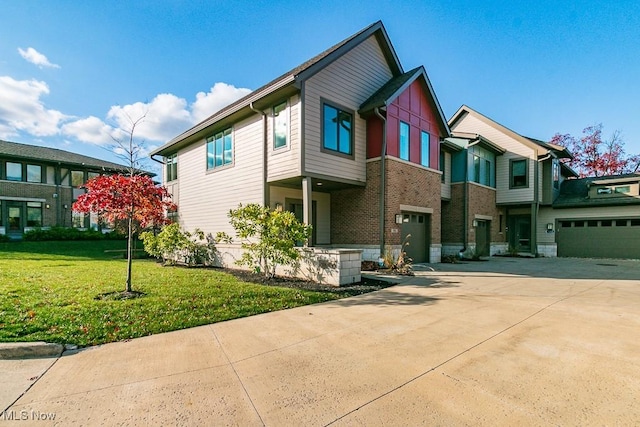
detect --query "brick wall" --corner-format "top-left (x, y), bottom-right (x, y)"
top-left (384, 157), bottom-right (441, 246)
top-left (442, 183), bottom-right (464, 244)
top-left (0, 181), bottom-right (74, 227)
top-left (467, 183), bottom-right (505, 244)
top-left (330, 161), bottom-right (380, 245)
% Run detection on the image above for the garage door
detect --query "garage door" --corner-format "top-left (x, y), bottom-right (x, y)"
top-left (557, 218), bottom-right (640, 259)
top-left (401, 213), bottom-right (430, 263)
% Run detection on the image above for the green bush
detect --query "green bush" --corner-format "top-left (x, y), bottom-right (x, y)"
top-left (0, 234), bottom-right (10, 242)
top-left (140, 223), bottom-right (215, 266)
top-left (23, 227), bottom-right (125, 241)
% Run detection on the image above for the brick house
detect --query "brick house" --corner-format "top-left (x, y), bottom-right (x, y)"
top-left (150, 21), bottom-right (450, 282)
top-left (0, 140), bottom-right (130, 239)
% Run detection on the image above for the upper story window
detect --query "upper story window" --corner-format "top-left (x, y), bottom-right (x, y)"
top-left (399, 122), bottom-right (410, 161)
top-left (71, 170), bottom-right (84, 187)
top-left (473, 155), bottom-right (481, 183)
top-left (553, 160), bottom-right (560, 189)
top-left (420, 131), bottom-right (430, 167)
top-left (273, 101), bottom-right (288, 150)
top-left (440, 151), bottom-right (445, 183)
top-left (322, 102), bottom-right (353, 157)
top-left (510, 158), bottom-right (528, 188)
top-left (27, 164), bottom-right (42, 183)
top-left (6, 162), bottom-right (22, 181)
top-left (165, 154), bottom-right (177, 181)
top-left (207, 128), bottom-right (233, 170)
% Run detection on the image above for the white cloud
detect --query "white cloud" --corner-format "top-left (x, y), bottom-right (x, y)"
top-left (61, 116), bottom-right (115, 145)
top-left (0, 76), bottom-right (68, 138)
top-left (18, 47), bottom-right (60, 69)
top-left (191, 82), bottom-right (251, 123)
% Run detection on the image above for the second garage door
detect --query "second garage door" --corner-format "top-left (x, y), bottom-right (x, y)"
top-left (557, 218), bottom-right (640, 259)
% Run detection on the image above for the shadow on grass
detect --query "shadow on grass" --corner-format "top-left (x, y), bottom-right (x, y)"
top-left (0, 240), bottom-right (130, 260)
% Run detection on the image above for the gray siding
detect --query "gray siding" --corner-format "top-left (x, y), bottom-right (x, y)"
top-left (451, 114), bottom-right (537, 204)
top-left (176, 115), bottom-right (264, 236)
top-left (441, 151), bottom-right (451, 199)
top-left (303, 35), bottom-right (394, 182)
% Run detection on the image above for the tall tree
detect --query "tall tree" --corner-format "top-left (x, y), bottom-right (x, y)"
top-left (73, 174), bottom-right (175, 292)
top-left (551, 124), bottom-right (639, 177)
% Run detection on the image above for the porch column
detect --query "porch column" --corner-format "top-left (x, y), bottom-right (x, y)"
top-left (302, 176), bottom-right (312, 246)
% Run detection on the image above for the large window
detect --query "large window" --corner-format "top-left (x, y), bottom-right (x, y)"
top-left (27, 164), bottom-right (42, 183)
top-left (322, 102), bottom-right (353, 156)
top-left (166, 154), bottom-right (177, 181)
top-left (510, 159), bottom-right (528, 188)
top-left (420, 131), bottom-right (430, 167)
top-left (273, 101), bottom-right (288, 149)
top-left (26, 202), bottom-right (42, 227)
top-left (6, 162), bottom-right (22, 181)
top-left (71, 171), bottom-right (84, 187)
top-left (484, 159), bottom-right (491, 185)
top-left (207, 128), bottom-right (233, 170)
top-left (399, 122), bottom-right (410, 161)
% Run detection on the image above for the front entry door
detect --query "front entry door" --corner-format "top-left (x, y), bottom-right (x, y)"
top-left (475, 220), bottom-right (490, 256)
top-left (509, 215), bottom-right (531, 252)
top-left (401, 213), bottom-right (429, 263)
top-left (7, 202), bottom-right (23, 238)
top-left (287, 200), bottom-right (317, 246)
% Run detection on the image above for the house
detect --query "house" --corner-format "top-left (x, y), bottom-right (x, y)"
top-left (150, 21), bottom-right (451, 283)
top-left (542, 173), bottom-right (640, 258)
top-left (0, 139), bottom-right (131, 239)
top-left (446, 105), bottom-right (576, 257)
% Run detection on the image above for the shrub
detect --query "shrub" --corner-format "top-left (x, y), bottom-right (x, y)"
top-left (227, 203), bottom-right (312, 278)
top-left (140, 223), bottom-right (216, 266)
top-left (0, 234), bottom-right (10, 242)
top-left (23, 227), bottom-right (125, 241)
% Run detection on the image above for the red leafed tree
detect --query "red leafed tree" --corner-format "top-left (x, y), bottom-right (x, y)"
top-left (73, 174), bottom-right (176, 293)
top-left (551, 124), bottom-right (640, 177)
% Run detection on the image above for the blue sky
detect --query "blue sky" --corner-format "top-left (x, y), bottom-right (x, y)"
top-left (1, 1), bottom-right (639, 172)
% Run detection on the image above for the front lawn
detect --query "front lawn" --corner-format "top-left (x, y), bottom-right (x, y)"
top-left (0, 241), bottom-right (369, 347)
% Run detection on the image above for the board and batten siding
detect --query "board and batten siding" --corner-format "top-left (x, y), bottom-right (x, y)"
top-left (452, 114), bottom-right (536, 204)
top-left (269, 186), bottom-right (331, 244)
top-left (303, 35), bottom-right (394, 183)
top-left (267, 94), bottom-right (302, 182)
top-left (537, 205), bottom-right (640, 244)
top-left (176, 115), bottom-right (264, 236)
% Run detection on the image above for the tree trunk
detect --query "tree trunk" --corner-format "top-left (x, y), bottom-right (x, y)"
top-left (126, 215), bottom-right (133, 292)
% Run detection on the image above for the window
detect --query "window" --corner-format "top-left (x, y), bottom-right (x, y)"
top-left (88, 172), bottom-right (100, 181)
top-left (26, 202), bottom-right (42, 227)
top-left (273, 101), bottom-right (288, 149)
top-left (6, 162), bottom-right (22, 181)
top-left (72, 212), bottom-right (85, 228)
top-left (206, 129), bottom-right (233, 170)
top-left (615, 220), bottom-right (628, 227)
top-left (322, 103), bottom-right (353, 156)
top-left (27, 164), bottom-right (42, 183)
top-left (553, 161), bottom-right (560, 189)
top-left (166, 154), bottom-right (178, 181)
top-left (71, 171), bottom-right (84, 187)
top-left (399, 122), bottom-right (410, 161)
top-left (473, 155), bottom-right (480, 183)
top-left (484, 159), bottom-right (491, 185)
top-left (440, 151), bottom-right (445, 183)
top-left (510, 159), bottom-right (528, 188)
top-left (614, 185), bottom-right (631, 194)
top-left (597, 187), bottom-right (612, 195)
top-left (420, 131), bottom-right (430, 167)
top-left (601, 220), bottom-right (612, 227)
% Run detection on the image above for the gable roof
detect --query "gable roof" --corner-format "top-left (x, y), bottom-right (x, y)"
top-left (448, 105), bottom-right (573, 159)
top-left (359, 66), bottom-right (450, 137)
top-left (152, 21), bottom-right (404, 157)
top-left (0, 139), bottom-right (131, 172)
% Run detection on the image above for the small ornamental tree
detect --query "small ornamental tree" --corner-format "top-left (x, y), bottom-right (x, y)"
top-left (551, 124), bottom-right (640, 177)
top-left (228, 203), bottom-right (312, 278)
top-left (73, 174), bottom-right (176, 293)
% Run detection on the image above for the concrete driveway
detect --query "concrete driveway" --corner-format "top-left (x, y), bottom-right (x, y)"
top-left (3, 257), bottom-right (639, 425)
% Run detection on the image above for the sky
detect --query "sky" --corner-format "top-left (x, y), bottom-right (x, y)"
top-left (1, 0), bottom-right (639, 173)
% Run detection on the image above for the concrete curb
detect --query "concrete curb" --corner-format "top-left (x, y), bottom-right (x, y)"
top-left (0, 342), bottom-right (64, 359)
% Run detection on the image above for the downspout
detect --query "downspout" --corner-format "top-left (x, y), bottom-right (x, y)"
top-left (250, 102), bottom-right (269, 207)
top-left (374, 107), bottom-right (387, 257)
top-left (531, 151), bottom-right (544, 256)
top-left (463, 151), bottom-right (468, 253)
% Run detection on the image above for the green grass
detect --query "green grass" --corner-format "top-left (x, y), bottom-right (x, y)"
top-left (0, 241), bottom-right (349, 347)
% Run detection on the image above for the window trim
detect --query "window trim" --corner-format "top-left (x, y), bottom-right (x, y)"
top-left (206, 128), bottom-right (234, 171)
top-left (420, 130), bottom-right (430, 167)
top-left (165, 154), bottom-right (178, 182)
top-left (320, 98), bottom-right (355, 159)
top-left (273, 100), bottom-right (289, 151)
top-left (6, 161), bottom-right (23, 182)
top-left (509, 158), bottom-right (529, 189)
top-left (399, 121), bottom-right (410, 161)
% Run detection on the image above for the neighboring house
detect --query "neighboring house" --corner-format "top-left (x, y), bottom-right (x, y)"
top-left (151, 21), bottom-right (451, 273)
top-left (447, 105), bottom-right (576, 257)
top-left (440, 131), bottom-right (506, 257)
top-left (0, 140), bottom-right (131, 239)
top-left (541, 173), bottom-right (640, 259)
